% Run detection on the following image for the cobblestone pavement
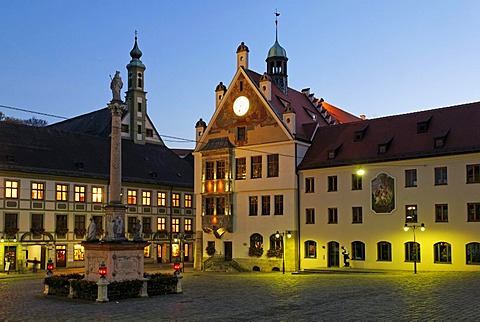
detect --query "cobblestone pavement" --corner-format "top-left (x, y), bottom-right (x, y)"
top-left (1, 268), bottom-right (480, 321)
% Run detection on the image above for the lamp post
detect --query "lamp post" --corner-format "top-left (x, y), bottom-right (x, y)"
top-left (174, 234), bottom-right (186, 272)
top-left (403, 223), bottom-right (425, 274)
top-left (275, 230), bottom-right (291, 274)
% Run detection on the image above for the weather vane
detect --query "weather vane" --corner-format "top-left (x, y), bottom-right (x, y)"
top-left (274, 9), bottom-right (280, 41)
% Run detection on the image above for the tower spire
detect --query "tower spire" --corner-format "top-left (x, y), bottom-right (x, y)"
top-left (275, 9), bottom-right (280, 42)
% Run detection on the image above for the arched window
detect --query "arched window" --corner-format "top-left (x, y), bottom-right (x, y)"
top-left (377, 241), bottom-right (392, 261)
top-left (466, 243), bottom-right (480, 264)
top-left (351, 241), bottom-right (365, 260)
top-left (137, 72), bottom-right (143, 88)
top-left (434, 242), bottom-right (451, 263)
top-left (270, 234), bottom-right (282, 250)
top-left (250, 233), bottom-right (263, 249)
top-left (405, 242), bottom-right (421, 262)
top-left (305, 240), bottom-right (316, 258)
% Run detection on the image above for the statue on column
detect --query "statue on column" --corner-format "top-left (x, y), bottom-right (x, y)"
top-left (110, 71), bottom-right (123, 102)
top-left (87, 218), bottom-right (97, 241)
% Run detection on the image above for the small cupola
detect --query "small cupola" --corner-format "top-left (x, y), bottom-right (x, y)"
top-left (283, 102), bottom-right (296, 135)
top-left (215, 82), bottom-right (227, 109)
top-left (236, 42), bottom-right (249, 70)
top-left (195, 118), bottom-right (207, 148)
top-left (259, 73), bottom-right (272, 101)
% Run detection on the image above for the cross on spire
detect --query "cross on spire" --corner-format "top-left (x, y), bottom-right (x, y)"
top-left (134, 30), bottom-right (138, 41)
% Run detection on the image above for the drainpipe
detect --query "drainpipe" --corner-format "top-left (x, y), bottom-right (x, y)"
top-left (295, 143), bottom-right (301, 272)
top-left (169, 186), bottom-right (173, 263)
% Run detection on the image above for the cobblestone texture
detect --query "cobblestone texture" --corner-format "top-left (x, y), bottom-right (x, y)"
top-left (1, 268), bottom-right (479, 321)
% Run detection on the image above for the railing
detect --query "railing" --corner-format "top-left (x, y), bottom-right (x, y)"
top-left (203, 255), bottom-right (245, 272)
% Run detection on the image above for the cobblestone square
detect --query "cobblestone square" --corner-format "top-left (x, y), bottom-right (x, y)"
top-left (1, 269), bottom-right (480, 321)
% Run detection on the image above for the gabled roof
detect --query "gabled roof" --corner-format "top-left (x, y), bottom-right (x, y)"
top-left (0, 122), bottom-right (193, 188)
top-left (298, 101), bottom-right (480, 170)
top-left (48, 107), bottom-right (113, 137)
top-left (245, 70), bottom-right (360, 141)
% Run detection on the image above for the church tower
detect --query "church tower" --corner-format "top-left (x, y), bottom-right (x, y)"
top-left (266, 12), bottom-right (288, 94)
top-left (125, 33), bottom-right (147, 144)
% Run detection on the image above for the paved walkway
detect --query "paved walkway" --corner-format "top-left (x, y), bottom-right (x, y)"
top-left (1, 269), bottom-right (479, 321)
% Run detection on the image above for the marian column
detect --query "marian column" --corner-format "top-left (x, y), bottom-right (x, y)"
top-left (104, 71), bottom-right (127, 241)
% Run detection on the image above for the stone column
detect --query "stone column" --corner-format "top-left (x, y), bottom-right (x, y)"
top-left (104, 101), bottom-right (127, 241)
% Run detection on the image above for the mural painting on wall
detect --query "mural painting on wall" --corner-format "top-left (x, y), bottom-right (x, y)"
top-left (371, 172), bottom-right (395, 214)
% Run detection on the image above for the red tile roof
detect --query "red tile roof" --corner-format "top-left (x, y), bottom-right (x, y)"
top-left (299, 101), bottom-right (480, 170)
top-left (245, 70), bottom-right (360, 141)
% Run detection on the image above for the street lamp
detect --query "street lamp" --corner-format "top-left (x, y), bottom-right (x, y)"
top-left (403, 223), bottom-right (425, 274)
top-left (275, 230), bottom-right (291, 274)
top-left (174, 234), bottom-right (186, 272)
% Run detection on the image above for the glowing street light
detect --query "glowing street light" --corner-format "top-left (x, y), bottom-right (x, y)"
top-left (275, 230), bottom-right (291, 274)
top-left (403, 223), bottom-right (425, 274)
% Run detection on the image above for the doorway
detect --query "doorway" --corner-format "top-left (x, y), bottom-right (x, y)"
top-left (184, 243), bottom-right (190, 262)
top-left (224, 241), bottom-right (232, 261)
top-left (4, 246), bottom-right (16, 271)
top-left (327, 241), bottom-right (340, 267)
top-left (55, 245), bottom-right (67, 268)
top-left (157, 244), bottom-right (164, 263)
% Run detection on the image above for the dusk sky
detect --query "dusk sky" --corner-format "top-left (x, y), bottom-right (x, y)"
top-left (2, 1), bottom-right (480, 149)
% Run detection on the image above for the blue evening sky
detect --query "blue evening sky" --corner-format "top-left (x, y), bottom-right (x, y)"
top-left (1, 1), bottom-right (480, 148)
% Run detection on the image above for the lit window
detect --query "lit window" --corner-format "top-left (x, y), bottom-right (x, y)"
top-left (250, 234), bottom-right (263, 253)
top-left (142, 191), bottom-right (151, 206)
top-left (172, 193), bottom-right (180, 207)
top-left (144, 245), bottom-right (150, 258)
top-left (405, 205), bottom-right (418, 223)
top-left (305, 240), bottom-right (317, 258)
top-left (56, 184), bottom-right (68, 201)
top-left (74, 185), bottom-right (86, 202)
top-left (405, 169), bottom-right (417, 187)
top-left (5, 180), bottom-right (19, 199)
top-left (236, 158), bottom-right (246, 180)
top-left (92, 187), bottom-right (103, 203)
top-left (127, 190), bottom-right (137, 205)
top-left (251, 156), bottom-right (262, 179)
top-left (73, 244), bottom-right (85, 261)
top-left (157, 192), bottom-right (166, 207)
top-left (306, 208), bottom-right (315, 224)
top-left (184, 194), bottom-right (192, 208)
top-left (184, 218), bottom-right (192, 233)
top-left (157, 217), bottom-right (166, 231)
top-left (434, 242), bottom-right (452, 263)
top-left (31, 182), bottom-right (44, 200)
top-left (172, 218), bottom-right (180, 233)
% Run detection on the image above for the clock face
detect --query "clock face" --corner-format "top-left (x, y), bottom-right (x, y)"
top-left (233, 96), bottom-right (250, 116)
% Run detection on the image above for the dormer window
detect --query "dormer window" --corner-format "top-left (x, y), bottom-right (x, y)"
top-left (327, 144), bottom-right (342, 160)
top-left (6, 155), bottom-right (15, 164)
top-left (434, 130), bottom-right (449, 148)
top-left (417, 116), bottom-right (432, 133)
top-left (354, 125), bottom-right (369, 142)
top-left (378, 137), bottom-right (393, 155)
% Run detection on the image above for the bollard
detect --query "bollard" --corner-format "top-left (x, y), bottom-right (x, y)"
top-left (96, 276), bottom-right (110, 303)
top-left (174, 270), bottom-right (183, 294)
